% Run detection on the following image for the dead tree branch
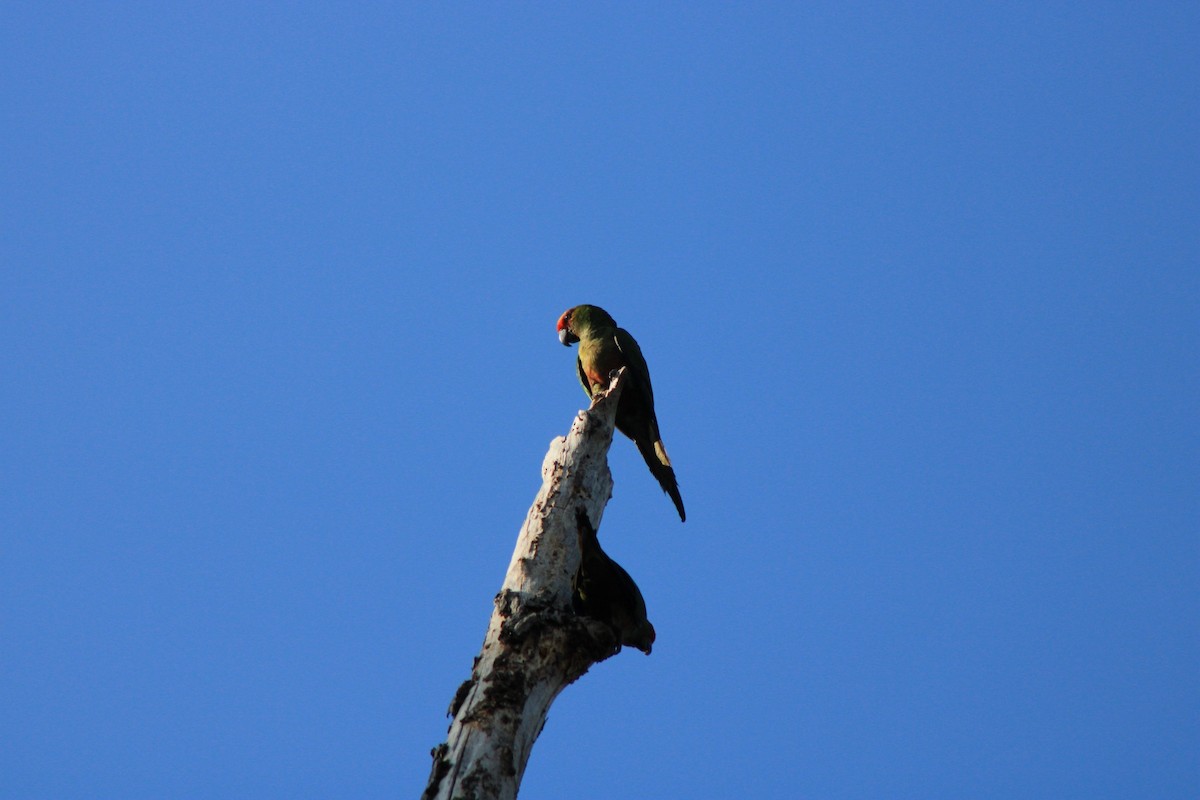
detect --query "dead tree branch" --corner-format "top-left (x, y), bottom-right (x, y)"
top-left (423, 368), bottom-right (645, 800)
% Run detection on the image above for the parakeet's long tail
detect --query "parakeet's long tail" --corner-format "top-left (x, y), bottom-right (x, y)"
top-left (636, 437), bottom-right (686, 522)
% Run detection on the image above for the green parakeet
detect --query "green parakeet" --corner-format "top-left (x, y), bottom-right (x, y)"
top-left (572, 509), bottom-right (655, 654)
top-left (556, 305), bottom-right (686, 522)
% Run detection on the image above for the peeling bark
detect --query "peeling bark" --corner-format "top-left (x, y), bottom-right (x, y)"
top-left (423, 369), bottom-right (637, 800)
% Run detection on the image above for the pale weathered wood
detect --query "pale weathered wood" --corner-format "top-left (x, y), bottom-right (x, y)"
top-left (423, 369), bottom-right (633, 800)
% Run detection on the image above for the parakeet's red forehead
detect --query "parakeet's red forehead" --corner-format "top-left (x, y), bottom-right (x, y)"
top-left (555, 308), bottom-right (573, 331)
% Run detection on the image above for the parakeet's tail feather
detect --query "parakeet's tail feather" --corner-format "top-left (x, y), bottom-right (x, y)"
top-left (635, 437), bottom-right (686, 522)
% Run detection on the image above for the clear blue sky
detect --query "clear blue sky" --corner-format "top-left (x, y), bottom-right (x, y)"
top-left (2, 4), bottom-right (1196, 798)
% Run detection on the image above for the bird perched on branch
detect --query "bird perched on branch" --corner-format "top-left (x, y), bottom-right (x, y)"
top-left (556, 304), bottom-right (685, 521)
top-left (572, 509), bottom-right (655, 654)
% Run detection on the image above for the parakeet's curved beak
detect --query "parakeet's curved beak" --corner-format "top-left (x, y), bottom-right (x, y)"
top-left (558, 327), bottom-right (577, 346)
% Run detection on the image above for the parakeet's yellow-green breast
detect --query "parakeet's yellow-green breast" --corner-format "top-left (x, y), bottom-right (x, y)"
top-left (556, 305), bottom-right (685, 521)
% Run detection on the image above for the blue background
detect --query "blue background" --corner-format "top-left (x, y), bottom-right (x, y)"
top-left (2, 4), bottom-right (1196, 798)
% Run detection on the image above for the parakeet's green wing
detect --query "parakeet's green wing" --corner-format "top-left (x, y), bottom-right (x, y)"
top-left (613, 327), bottom-right (655, 406)
top-left (576, 357), bottom-right (595, 399)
